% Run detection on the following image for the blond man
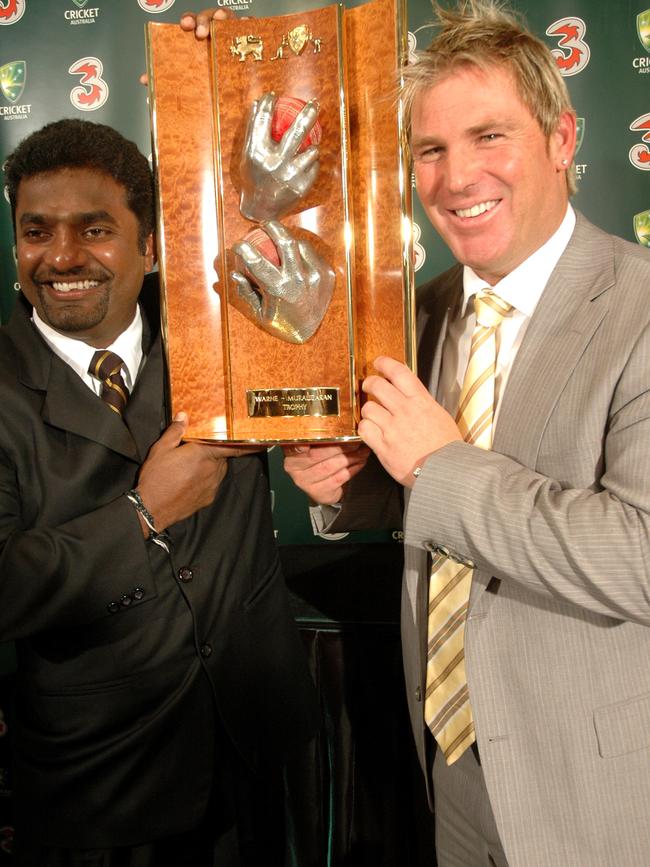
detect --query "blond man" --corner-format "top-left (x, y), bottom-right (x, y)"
top-left (285, 2), bottom-right (650, 865)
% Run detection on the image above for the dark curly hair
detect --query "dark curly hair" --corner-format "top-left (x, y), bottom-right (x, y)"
top-left (4, 118), bottom-right (155, 252)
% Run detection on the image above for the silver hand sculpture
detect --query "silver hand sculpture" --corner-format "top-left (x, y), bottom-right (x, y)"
top-left (231, 220), bottom-right (335, 345)
top-left (239, 92), bottom-right (320, 222)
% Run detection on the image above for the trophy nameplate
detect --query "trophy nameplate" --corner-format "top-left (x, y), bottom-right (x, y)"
top-left (146, 0), bottom-right (414, 443)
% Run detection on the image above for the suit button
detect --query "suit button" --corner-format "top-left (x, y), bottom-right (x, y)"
top-left (119, 594), bottom-right (132, 608)
top-left (200, 643), bottom-right (212, 659)
top-left (132, 587), bottom-right (145, 601)
top-left (107, 601), bottom-right (120, 614)
top-left (415, 686), bottom-right (422, 702)
top-left (178, 567), bottom-right (193, 583)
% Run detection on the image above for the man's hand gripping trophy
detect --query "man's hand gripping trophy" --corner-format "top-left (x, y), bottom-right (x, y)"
top-left (231, 91), bottom-right (335, 344)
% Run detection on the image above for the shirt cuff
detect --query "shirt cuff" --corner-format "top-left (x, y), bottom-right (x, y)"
top-left (309, 503), bottom-right (343, 535)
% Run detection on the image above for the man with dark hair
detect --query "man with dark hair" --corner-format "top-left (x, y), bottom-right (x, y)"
top-left (285, 1), bottom-right (650, 865)
top-left (1, 117), bottom-right (317, 867)
top-left (5, 118), bottom-right (155, 251)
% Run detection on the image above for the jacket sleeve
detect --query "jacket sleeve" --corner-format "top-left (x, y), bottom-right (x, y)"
top-left (0, 465), bottom-right (159, 640)
top-left (312, 453), bottom-right (404, 534)
top-left (405, 320), bottom-right (650, 625)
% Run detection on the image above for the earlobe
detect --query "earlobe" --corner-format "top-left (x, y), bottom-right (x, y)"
top-left (554, 111), bottom-right (577, 169)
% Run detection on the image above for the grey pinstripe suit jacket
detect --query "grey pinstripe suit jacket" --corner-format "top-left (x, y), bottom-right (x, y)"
top-left (330, 212), bottom-right (650, 866)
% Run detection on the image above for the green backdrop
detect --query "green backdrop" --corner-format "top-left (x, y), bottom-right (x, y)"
top-left (0, 0), bottom-right (648, 857)
top-left (1, 0), bottom-right (648, 548)
top-left (1, 0), bottom-right (648, 549)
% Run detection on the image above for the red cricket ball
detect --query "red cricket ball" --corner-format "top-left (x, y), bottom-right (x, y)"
top-left (271, 96), bottom-right (322, 153)
top-left (239, 228), bottom-right (281, 285)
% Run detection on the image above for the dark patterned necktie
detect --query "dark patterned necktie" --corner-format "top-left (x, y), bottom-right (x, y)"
top-left (88, 350), bottom-right (130, 417)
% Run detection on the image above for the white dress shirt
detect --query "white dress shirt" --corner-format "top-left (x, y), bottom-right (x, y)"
top-left (32, 306), bottom-right (144, 396)
top-left (437, 205), bottom-right (576, 420)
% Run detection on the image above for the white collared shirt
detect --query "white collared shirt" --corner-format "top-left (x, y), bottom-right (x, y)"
top-left (32, 306), bottom-right (144, 396)
top-left (437, 205), bottom-right (576, 421)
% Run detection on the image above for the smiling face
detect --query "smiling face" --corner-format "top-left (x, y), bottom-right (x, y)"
top-left (411, 63), bottom-right (576, 285)
top-left (15, 167), bottom-right (154, 348)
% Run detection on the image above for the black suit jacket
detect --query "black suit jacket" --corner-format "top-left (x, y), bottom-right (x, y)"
top-left (0, 278), bottom-right (317, 847)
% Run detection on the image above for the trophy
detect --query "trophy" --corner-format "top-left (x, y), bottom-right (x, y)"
top-left (146, 0), bottom-right (414, 443)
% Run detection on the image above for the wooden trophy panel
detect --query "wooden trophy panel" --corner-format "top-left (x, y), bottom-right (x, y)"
top-left (345, 0), bottom-right (415, 387)
top-left (147, 0), bottom-right (414, 444)
top-left (213, 6), bottom-right (356, 442)
top-left (146, 25), bottom-right (228, 442)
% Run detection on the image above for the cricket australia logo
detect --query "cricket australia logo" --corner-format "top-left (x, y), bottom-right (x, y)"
top-left (0, 0), bottom-right (25, 25)
top-left (629, 113), bottom-right (650, 171)
top-left (638, 10), bottom-right (650, 52)
top-left (634, 210), bottom-right (650, 247)
top-left (137, 0), bottom-right (176, 13)
top-left (65, 0), bottom-right (100, 24)
top-left (546, 17), bottom-right (590, 76)
top-left (633, 10), bottom-right (650, 72)
top-left (0, 60), bottom-right (25, 103)
top-left (573, 117), bottom-right (589, 180)
top-left (216, 0), bottom-right (253, 10)
top-left (69, 56), bottom-right (109, 111)
top-left (0, 60), bottom-right (30, 120)
top-left (575, 117), bottom-right (585, 155)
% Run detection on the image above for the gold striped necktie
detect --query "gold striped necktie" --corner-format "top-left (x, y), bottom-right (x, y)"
top-left (424, 290), bottom-right (513, 765)
top-left (89, 350), bottom-right (130, 418)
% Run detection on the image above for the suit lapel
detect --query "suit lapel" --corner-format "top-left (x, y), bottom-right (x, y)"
top-left (42, 359), bottom-right (139, 461)
top-left (9, 291), bottom-right (164, 463)
top-left (125, 318), bottom-right (166, 461)
top-left (417, 264), bottom-right (463, 397)
top-left (469, 214), bottom-right (614, 611)
top-left (492, 213), bottom-right (614, 465)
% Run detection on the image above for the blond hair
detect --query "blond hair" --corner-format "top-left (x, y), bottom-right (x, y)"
top-left (403, 0), bottom-right (577, 194)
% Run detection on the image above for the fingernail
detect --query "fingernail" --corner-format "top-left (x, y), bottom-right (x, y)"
top-left (174, 412), bottom-right (188, 423)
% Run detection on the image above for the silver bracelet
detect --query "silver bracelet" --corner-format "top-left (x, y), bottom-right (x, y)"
top-left (126, 489), bottom-right (171, 552)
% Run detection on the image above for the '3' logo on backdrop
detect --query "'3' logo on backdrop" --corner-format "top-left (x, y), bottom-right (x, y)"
top-left (629, 113), bottom-right (650, 171)
top-left (546, 17), bottom-right (591, 76)
top-left (0, 0), bottom-right (26, 26)
top-left (69, 56), bottom-right (109, 112)
top-left (138, 0), bottom-right (176, 13)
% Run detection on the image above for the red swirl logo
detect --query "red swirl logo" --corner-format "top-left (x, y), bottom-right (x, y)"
top-left (546, 17), bottom-right (591, 76)
top-left (69, 56), bottom-right (109, 111)
top-left (0, 0), bottom-right (26, 25)
top-left (629, 113), bottom-right (650, 170)
top-left (137, 0), bottom-right (176, 12)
